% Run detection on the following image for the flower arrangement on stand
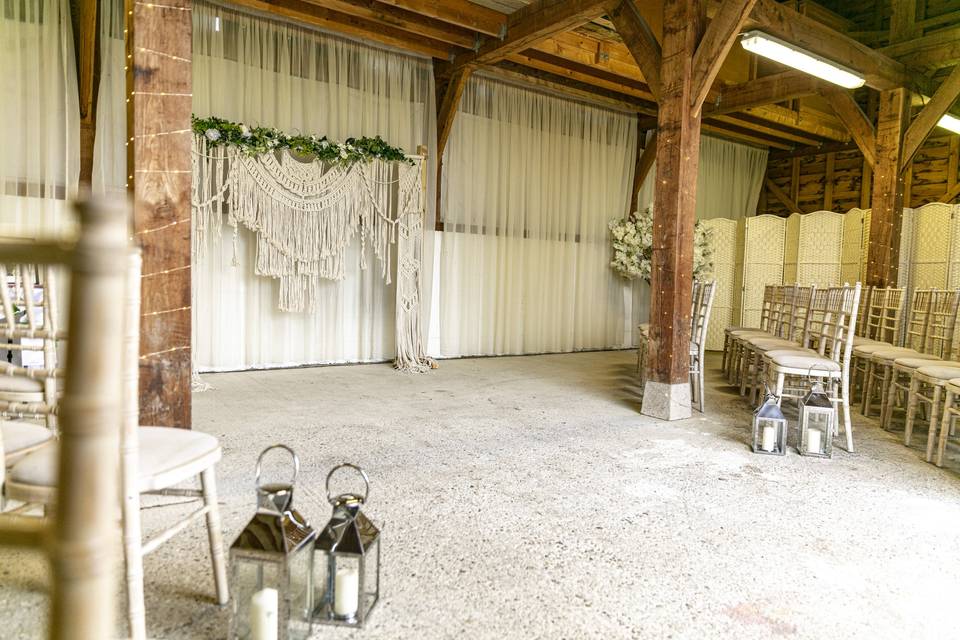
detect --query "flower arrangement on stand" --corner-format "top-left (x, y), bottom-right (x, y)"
top-left (609, 205), bottom-right (713, 282)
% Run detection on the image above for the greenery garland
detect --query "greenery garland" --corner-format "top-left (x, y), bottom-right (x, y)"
top-left (191, 115), bottom-right (413, 166)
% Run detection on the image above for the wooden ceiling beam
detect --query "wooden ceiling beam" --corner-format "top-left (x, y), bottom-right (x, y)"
top-left (742, 0), bottom-right (920, 93)
top-left (77, 0), bottom-right (97, 123)
top-left (228, 0), bottom-right (455, 58)
top-left (743, 103), bottom-right (848, 140)
top-left (719, 111), bottom-right (830, 146)
top-left (508, 49), bottom-right (657, 103)
top-left (690, 0), bottom-right (758, 115)
top-left (436, 62), bottom-right (473, 157)
top-left (765, 178), bottom-right (804, 212)
top-left (304, 0), bottom-right (479, 48)
top-left (452, 0), bottom-right (611, 69)
top-left (377, 0), bottom-right (506, 37)
top-left (606, 0), bottom-right (662, 103)
top-left (822, 88), bottom-right (876, 168)
top-left (901, 64), bottom-right (960, 171)
top-left (491, 61), bottom-right (653, 112)
top-left (703, 71), bottom-right (820, 116)
top-left (881, 27), bottom-right (960, 71)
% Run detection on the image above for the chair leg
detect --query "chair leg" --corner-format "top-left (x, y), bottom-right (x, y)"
top-left (841, 375), bottom-right (854, 453)
top-left (122, 486), bottom-right (147, 640)
top-left (903, 377), bottom-right (920, 444)
top-left (201, 467), bottom-right (229, 606)
top-left (740, 350), bottom-right (752, 397)
top-left (937, 393), bottom-right (953, 467)
top-left (698, 367), bottom-right (706, 413)
top-left (861, 362), bottom-right (873, 416)
top-left (721, 335), bottom-right (729, 376)
top-left (774, 372), bottom-right (785, 407)
top-left (925, 386), bottom-right (943, 463)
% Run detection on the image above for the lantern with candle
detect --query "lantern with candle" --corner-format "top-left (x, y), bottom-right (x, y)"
top-left (313, 463), bottom-right (381, 628)
top-left (229, 445), bottom-right (317, 640)
top-left (752, 390), bottom-right (788, 456)
top-left (798, 376), bottom-right (835, 458)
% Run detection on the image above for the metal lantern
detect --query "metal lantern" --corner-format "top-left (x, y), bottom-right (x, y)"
top-left (229, 445), bottom-right (317, 640)
top-left (752, 392), bottom-right (788, 456)
top-left (798, 379), bottom-right (835, 458)
top-left (313, 463), bottom-right (380, 628)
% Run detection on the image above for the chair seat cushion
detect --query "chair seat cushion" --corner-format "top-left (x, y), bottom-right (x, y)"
top-left (853, 336), bottom-right (881, 347)
top-left (746, 338), bottom-right (798, 351)
top-left (915, 364), bottom-right (960, 381)
top-left (853, 342), bottom-right (895, 356)
top-left (0, 375), bottom-right (47, 393)
top-left (8, 427), bottom-right (220, 491)
top-left (871, 348), bottom-right (929, 364)
top-left (1, 420), bottom-right (53, 457)
top-left (767, 352), bottom-right (841, 372)
top-left (730, 329), bottom-right (770, 338)
top-left (725, 325), bottom-right (759, 334)
top-left (894, 357), bottom-right (945, 370)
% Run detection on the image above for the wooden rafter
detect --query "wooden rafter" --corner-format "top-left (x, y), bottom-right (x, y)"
top-left (703, 71), bottom-right (819, 116)
top-left (629, 130), bottom-right (657, 214)
top-left (378, 0), bottom-right (506, 37)
top-left (77, 0), bottom-right (98, 123)
top-left (822, 88), bottom-right (877, 168)
top-left (308, 0), bottom-right (479, 48)
top-left (228, 0), bottom-right (455, 58)
top-left (690, 0), bottom-right (758, 115)
top-left (900, 64), bottom-right (960, 171)
top-left (452, 0), bottom-right (611, 69)
top-left (882, 27), bottom-right (960, 70)
top-left (436, 63), bottom-right (474, 158)
top-left (606, 0), bottom-right (662, 103)
top-left (742, 0), bottom-right (920, 93)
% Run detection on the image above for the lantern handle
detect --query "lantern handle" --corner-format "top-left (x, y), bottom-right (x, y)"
top-left (806, 364), bottom-right (832, 380)
top-left (325, 463), bottom-right (370, 505)
top-left (255, 444), bottom-right (300, 490)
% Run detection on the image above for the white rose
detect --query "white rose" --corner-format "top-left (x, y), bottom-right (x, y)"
top-left (204, 128), bottom-right (221, 141)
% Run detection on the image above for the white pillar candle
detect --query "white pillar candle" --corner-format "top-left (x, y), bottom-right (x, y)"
top-left (761, 424), bottom-right (777, 452)
top-left (334, 568), bottom-right (360, 618)
top-left (250, 587), bottom-right (278, 640)
top-left (806, 428), bottom-right (822, 454)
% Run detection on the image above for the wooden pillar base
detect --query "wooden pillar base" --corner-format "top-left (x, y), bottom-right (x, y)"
top-left (641, 381), bottom-right (692, 421)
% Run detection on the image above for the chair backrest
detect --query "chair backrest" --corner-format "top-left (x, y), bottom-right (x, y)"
top-left (880, 287), bottom-right (906, 345)
top-left (0, 198), bottom-right (130, 640)
top-left (805, 284), bottom-right (861, 366)
top-left (920, 290), bottom-right (960, 359)
top-left (754, 284), bottom-right (777, 332)
top-left (903, 289), bottom-right (934, 351)
top-left (768, 284), bottom-right (796, 339)
top-left (787, 285), bottom-right (815, 345)
top-left (0, 263), bottom-right (64, 425)
top-left (856, 285), bottom-right (872, 337)
top-left (691, 280), bottom-right (717, 350)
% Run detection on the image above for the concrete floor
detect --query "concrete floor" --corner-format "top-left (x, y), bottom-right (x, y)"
top-left (2, 350), bottom-right (960, 639)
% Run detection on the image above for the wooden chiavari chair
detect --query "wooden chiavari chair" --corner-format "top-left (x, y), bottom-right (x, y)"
top-left (689, 281), bottom-right (716, 412)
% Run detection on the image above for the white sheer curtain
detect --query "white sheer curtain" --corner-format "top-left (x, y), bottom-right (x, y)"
top-left (92, 0), bottom-right (125, 195)
top-left (189, 0), bottom-right (436, 370)
top-left (0, 0), bottom-right (79, 237)
top-left (436, 74), bottom-right (637, 357)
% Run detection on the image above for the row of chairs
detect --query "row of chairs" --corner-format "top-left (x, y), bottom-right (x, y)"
top-left (637, 280), bottom-right (717, 412)
top-left (0, 203), bottom-right (227, 639)
top-left (723, 283), bottom-right (861, 452)
top-left (852, 286), bottom-right (960, 466)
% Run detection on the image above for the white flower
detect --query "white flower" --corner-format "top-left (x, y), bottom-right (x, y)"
top-left (240, 124), bottom-right (252, 138)
top-left (204, 128), bottom-right (221, 141)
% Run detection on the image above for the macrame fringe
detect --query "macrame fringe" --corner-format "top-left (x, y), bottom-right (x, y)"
top-left (190, 134), bottom-right (432, 372)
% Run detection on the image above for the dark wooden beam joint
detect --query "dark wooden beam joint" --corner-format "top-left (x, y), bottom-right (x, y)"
top-left (607, 0), bottom-right (663, 103)
top-left (822, 88), bottom-right (877, 168)
top-left (690, 0), bottom-right (758, 115)
top-left (900, 64), bottom-right (960, 172)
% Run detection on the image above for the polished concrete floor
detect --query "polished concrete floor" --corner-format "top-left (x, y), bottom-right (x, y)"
top-left (2, 351), bottom-right (960, 639)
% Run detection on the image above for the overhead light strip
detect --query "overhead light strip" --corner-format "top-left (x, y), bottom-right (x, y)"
top-left (740, 30), bottom-right (865, 89)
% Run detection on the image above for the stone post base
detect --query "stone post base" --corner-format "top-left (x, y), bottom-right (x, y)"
top-left (641, 381), bottom-right (692, 421)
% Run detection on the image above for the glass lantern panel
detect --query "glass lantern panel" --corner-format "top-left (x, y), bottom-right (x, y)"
top-left (756, 418), bottom-right (784, 453)
top-left (360, 537), bottom-right (380, 621)
top-left (805, 409), bottom-right (832, 431)
top-left (286, 545), bottom-right (314, 640)
top-left (232, 558), bottom-right (281, 640)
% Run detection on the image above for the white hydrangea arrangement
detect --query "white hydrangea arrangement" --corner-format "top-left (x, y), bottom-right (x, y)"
top-left (609, 205), bottom-right (713, 283)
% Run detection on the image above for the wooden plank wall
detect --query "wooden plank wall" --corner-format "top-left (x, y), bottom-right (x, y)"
top-left (760, 133), bottom-right (960, 216)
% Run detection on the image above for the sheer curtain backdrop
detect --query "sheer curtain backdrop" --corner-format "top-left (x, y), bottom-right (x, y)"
top-left (188, 0), bottom-right (436, 370)
top-left (0, 0), bottom-right (79, 237)
top-left (435, 74), bottom-right (638, 357)
top-left (92, 0), bottom-right (125, 195)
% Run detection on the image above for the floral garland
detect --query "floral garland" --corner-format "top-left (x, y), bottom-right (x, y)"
top-left (191, 115), bottom-right (412, 166)
top-left (609, 205), bottom-right (713, 283)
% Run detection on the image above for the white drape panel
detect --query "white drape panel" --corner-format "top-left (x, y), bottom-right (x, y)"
top-left (437, 75), bottom-right (637, 356)
top-left (92, 0), bottom-right (125, 195)
top-left (189, 1), bottom-right (435, 370)
top-left (0, 0), bottom-right (79, 237)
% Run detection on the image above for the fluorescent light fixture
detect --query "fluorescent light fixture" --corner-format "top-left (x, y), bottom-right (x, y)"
top-left (740, 30), bottom-right (866, 89)
top-left (214, 15), bottom-right (221, 31)
top-left (939, 113), bottom-right (960, 135)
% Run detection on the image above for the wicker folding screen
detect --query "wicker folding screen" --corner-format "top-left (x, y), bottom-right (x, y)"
top-left (841, 208), bottom-right (866, 286)
top-left (741, 215), bottom-right (786, 330)
top-left (701, 218), bottom-right (739, 351)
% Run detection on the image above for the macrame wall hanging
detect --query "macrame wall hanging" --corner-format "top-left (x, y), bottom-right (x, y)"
top-left (190, 121), bottom-right (433, 373)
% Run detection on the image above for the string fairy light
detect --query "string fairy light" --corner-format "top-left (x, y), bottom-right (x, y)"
top-left (142, 265), bottom-right (190, 279)
top-left (142, 305), bottom-right (191, 318)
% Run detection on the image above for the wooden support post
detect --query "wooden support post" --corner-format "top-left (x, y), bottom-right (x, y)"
top-left (76, 0), bottom-right (98, 187)
top-left (866, 88), bottom-right (910, 287)
top-left (126, 0), bottom-right (193, 428)
top-left (824, 152), bottom-right (835, 211)
top-left (790, 157), bottom-right (800, 206)
top-left (641, 0), bottom-right (702, 420)
top-left (860, 159), bottom-right (873, 209)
